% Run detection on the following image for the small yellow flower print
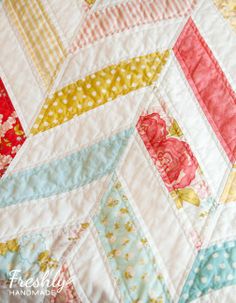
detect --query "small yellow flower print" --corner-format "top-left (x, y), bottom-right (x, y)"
top-left (108, 249), bottom-right (121, 258)
top-left (125, 221), bottom-right (134, 232)
top-left (81, 222), bottom-right (89, 229)
top-left (114, 222), bottom-right (120, 230)
top-left (120, 207), bottom-right (129, 214)
top-left (6, 239), bottom-right (19, 252)
top-left (105, 232), bottom-right (116, 243)
top-left (105, 232), bottom-right (113, 239)
top-left (124, 266), bottom-right (135, 279)
top-left (140, 238), bottom-right (148, 246)
top-left (0, 243), bottom-right (8, 256)
top-left (38, 250), bottom-right (58, 272)
top-left (107, 197), bottom-right (119, 207)
top-left (114, 181), bottom-right (122, 190)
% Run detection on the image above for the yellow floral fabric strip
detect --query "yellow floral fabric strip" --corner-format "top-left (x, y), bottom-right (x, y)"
top-left (4, 0), bottom-right (67, 91)
top-left (31, 50), bottom-right (170, 135)
top-left (221, 164), bottom-right (236, 203)
top-left (214, 0), bottom-right (236, 31)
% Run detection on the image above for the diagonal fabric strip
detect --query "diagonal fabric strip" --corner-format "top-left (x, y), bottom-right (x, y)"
top-left (220, 164), bottom-right (236, 203)
top-left (0, 128), bottom-right (133, 208)
top-left (70, 0), bottom-right (197, 52)
top-left (0, 78), bottom-right (26, 177)
top-left (93, 174), bottom-right (171, 302)
top-left (31, 50), bottom-right (170, 135)
top-left (4, 0), bottom-right (67, 91)
top-left (179, 240), bottom-right (236, 302)
top-left (174, 18), bottom-right (236, 163)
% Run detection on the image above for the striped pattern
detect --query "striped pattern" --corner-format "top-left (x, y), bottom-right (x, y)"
top-left (70, 0), bottom-right (196, 52)
top-left (4, 0), bottom-right (67, 90)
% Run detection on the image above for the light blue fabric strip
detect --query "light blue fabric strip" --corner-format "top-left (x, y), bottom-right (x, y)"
top-left (93, 174), bottom-right (172, 303)
top-left (0, 128), bottom-right (133, 208)
top-left (179, 240), bottom-right (236, 302)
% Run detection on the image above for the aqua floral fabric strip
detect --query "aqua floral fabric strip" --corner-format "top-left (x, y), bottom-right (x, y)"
top-left (93, 175), bottom-right (171, 303)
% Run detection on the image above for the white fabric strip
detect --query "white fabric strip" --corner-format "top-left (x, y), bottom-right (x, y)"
top-left (159, 53), bottom-right (231, 200)
top-left (0, 176), bottom-right (107, 240)
top-left (6, 88), bottom-right (149, 174)
top-left (70, 231), bottom-right (119, 303)
top-left (192, 284), bottom-right (236, 303)
top-left (193, 0), bottom-right (236, 93)
top-left (0, 9), bottom-right (44, 134)
top-left (60, 18), bottom-right (186, 89)
top-left (117, 133), bottom-right (196, 298)
top-left (49, 0), bottom-right (84, 44)
top-left (203, 203), bottom-right (236, 247)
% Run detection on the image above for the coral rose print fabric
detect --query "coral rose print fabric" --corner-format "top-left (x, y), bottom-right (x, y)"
top-left (137, 113), bottom-right (198, 191)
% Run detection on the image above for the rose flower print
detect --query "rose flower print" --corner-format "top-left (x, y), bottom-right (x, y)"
top-left (137, 112), bottom-right (200, 208)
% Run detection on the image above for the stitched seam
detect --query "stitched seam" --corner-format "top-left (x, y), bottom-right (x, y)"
top-left (193, 0), bottom-right (236, 93)
top-left (174, 19), bottom-right (236, 162)
top-left (70, 0), bottom-right (196, 52)
top-left (117, 172), bottom-right (177, 298)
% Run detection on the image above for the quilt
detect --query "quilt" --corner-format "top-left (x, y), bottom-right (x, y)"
top-left (0, 0), bottom-right (236, 302)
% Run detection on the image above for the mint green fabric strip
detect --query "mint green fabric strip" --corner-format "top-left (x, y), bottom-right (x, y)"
top-left (0, 128), bottom-right (133, 207)
top-left (179, 240), bottom-right (236, 302)
top-left (93, 174), bottom-right (171, 303)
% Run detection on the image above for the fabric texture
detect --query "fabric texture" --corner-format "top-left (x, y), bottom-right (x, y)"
top-left (0, 0), bottom-right (235, 302)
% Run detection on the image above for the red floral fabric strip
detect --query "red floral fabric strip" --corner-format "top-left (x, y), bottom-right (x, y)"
top-left (136, 109), bottom-right (213, 211)
top-left (137, 112), bottom-right (198, 192)
top-left (174, 18), bottom-right (236, 163)
top-left (0, 78), bottom-right (25, 177)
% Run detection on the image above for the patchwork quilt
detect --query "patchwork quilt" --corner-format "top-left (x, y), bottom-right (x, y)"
top-left (0, 0), bottom-right (236, 302)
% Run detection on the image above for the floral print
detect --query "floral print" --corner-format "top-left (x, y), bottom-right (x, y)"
top-left (93, 175), bottom-right (171, 303)
top-left (37, 250), bottom-right (58, 272)
top-left (137, 109), bottom-right (213, 210)
top-left (0, 234), bottom-right (59, 280)
top-left (155, 138), bottom-right (198, 190)
top-left (0, 79), bottom-right (25, 177)
top-left (0, 239), bottom-right (19, 256)
top-left (137, 113), bottom-right (198, 191)
top-left (137, 113), bottom-right (168, 146)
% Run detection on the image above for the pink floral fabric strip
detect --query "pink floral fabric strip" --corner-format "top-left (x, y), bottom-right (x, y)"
top-left (137, 113), bottom-right (198, 192)
top-left (70, 0), bottom-right (196, 52)
top-left (174, 18), bottom-right (236, 163)
top-left (136, 110), bottom-right (213, 211)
